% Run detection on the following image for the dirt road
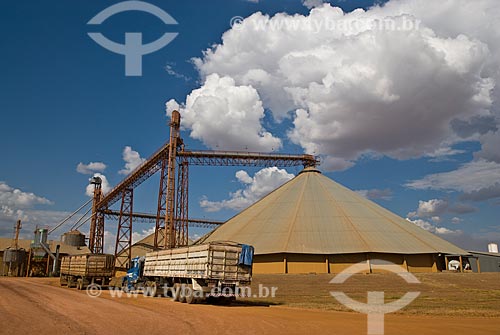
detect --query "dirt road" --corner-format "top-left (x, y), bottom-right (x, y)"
top-left (0, 278), bottom-right (498, 335)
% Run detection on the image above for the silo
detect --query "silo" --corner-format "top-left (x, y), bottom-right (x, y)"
top-left (2, 248), bottom-right (27, 276)
top-left (31, 228), bottom-right (49, 258)
top-left (33, 228), bottom-right (48, 246)
top-left (61, 230), bottom-right (86, 247)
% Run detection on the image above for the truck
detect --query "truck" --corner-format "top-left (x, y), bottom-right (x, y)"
top-left (122, 241), bottom-right (254, 304)
top-left (59, 254), bottom-right (115, 290)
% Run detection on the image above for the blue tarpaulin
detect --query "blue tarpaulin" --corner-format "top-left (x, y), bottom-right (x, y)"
top-left (239, 244), bottom-right (254, 266)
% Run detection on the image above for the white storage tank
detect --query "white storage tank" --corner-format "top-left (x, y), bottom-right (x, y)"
top-left (2, 248), bottom-right (27, 276)
top-left (488, 243), bottom-right (499, 253)
top-left (61, 230), bottom-right (86, 247)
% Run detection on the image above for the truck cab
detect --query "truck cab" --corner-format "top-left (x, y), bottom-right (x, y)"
top-left (122, 256), bottom-right (145, 291)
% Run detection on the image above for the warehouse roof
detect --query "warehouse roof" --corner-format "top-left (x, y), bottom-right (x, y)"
top-left (0, 238), bottom-right (89, 255)
top-left (118, 229), bottom-right (195, 258)
top-left (201, 167), bottom-right (467, 255)
top-left (468, 251), bottom-right (500, 258)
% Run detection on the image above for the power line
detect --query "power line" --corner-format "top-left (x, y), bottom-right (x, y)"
top-left (48, 198), bottom-right (92, 235)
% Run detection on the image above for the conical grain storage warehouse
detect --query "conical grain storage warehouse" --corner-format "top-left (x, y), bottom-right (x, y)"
top-left (199, 167), bottom-right (467, 274)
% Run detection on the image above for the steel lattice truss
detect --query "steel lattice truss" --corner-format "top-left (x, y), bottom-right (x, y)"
top-left (178, 150), bottom-right (318, 167)
top-left (114, 189), bottom-right (133, 270)
top-left (103, 210), bottom-right (223, 228)
top-left (88, 111), bottom-right (319, 268)
top-left (96, 147), bottom-right (317, 210)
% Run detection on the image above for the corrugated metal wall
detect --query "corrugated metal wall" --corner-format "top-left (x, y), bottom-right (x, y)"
top-left (470, 253), bottom-right (500, 272)
top-left (253, 252), bottom-right (439, 274)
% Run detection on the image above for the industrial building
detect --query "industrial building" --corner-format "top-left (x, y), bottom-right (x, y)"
top-left (200, 167), bottom-right (468, 274)
top-left (0, 229), bottom-right (90, 277)
top-left (117, 229), bottom-right (194, 261)
top-left (469, 251), bottom-right (500, 273)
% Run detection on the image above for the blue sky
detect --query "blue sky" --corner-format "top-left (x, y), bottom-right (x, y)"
top-left (1, 0), bottom-right (499, 252)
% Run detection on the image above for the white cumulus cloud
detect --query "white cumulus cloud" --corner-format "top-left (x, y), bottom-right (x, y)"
top-left (188, 1), bottom-right (499, 170)
top-left (414, 199), bottom-right (449, 218)
top-left (76, 162), bottom-right (107, 175)
top-left (356, 188), bottom-right (393, 200)
top-left (200, 167), bottom-right (294, 212)
top-left (406, 159), bottom-right (500, 194)
top-left (406, 218), bottom-right (459, 235)
top-left (85, 173), bottom-right (112, 197)
top-left (0, 182), bottom-right (52, 208)
top-left (0, 182), bottom-right (81, 239)
top-left (119, 146), bottom-right (146, 175)
top-left (166, 74), bottom-right (282, 152)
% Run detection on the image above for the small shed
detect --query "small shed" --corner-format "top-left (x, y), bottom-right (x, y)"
top-left (468, 251), bottom-right (500, 273)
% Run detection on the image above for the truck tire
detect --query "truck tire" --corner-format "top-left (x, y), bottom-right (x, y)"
top-left (185, 288), bottom-right (198, 304)
top-left (60, 276), bottom-right (67, 286)
top-left (179, 284), bottom-right (187, 303)
top-left (172, 284), bottom-right (181, 302)
top-left (144, 281), bottom-right (158, 297)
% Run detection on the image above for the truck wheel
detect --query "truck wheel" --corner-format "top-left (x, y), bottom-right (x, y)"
top-left (145, 282), bottom-right (158, 297)
top-left (60, 276), bottom-right (67, 286)
top-left (172, 284), bottom-right (180, 302)
top-left (179, 285), bottom-right (187, 303)
top-left (185, 290), bottom-right (197, 304)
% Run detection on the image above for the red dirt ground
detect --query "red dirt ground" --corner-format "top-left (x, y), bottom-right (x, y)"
top-left (0, 276), bottom-right (498, 335)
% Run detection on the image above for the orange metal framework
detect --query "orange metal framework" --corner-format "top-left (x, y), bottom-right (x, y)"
top-left (114, 188), bottom-right (133, 270)
top-left (175, 158), bottom-right (189, 247)
top-left (88, 110), bottom-right (319, 261)
top-left (89, 179), bottom-right (103, 253)
top-left (102, 210), bottom-right (223, 228)
top-left (163, 111), bottom-right (181, 249)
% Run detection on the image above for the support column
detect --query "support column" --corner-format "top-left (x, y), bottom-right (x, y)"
top-left (154, 154), bottom-right (168, 250)
top-left (175, 159), bottom-right (189, 247)
top-left (114, 188), bottom-right (134, 270)
top-left (164, 111), bottom-right (180, 249)
top-left (26, 250), bottom-right (31, 277)
top-left (94, 211), bottom-right (105, 254)
top-left (89, 177), bottom-right (104, 253)
top-left (367, 253), bottom-right (372, 274)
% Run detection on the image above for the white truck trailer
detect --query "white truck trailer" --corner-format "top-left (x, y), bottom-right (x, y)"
top-left (122, 241), bottom-right (254, 304)
top-left (60, 254), bottom-right (115, 290)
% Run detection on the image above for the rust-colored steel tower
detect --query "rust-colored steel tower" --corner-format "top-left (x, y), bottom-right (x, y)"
top-left (89, 176), bottom-right (105, 254)
top-left (86, 110), bottom-right (318, 268)
top-left (114, 188), bottom-right (133, 269)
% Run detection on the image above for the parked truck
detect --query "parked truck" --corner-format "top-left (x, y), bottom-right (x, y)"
top-left (60, 254), bottom-right (114, 290)
top-left (122, 241), bottom-right (254, 304)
